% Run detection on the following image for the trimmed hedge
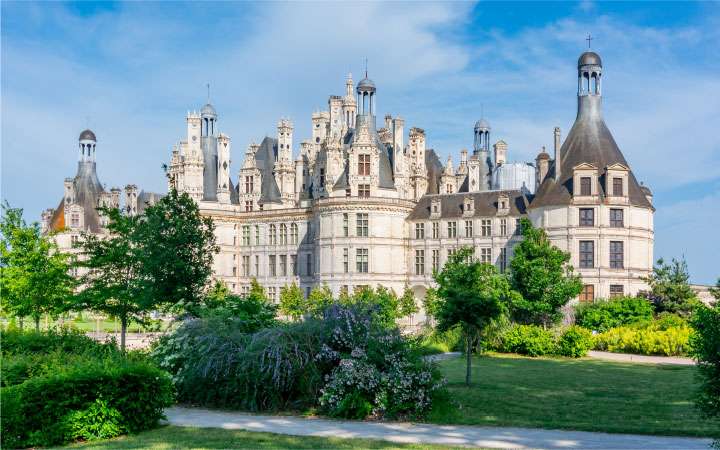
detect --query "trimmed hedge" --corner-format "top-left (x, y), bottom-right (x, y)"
top-left (593, 325), bottom-right (691, 356)
top-left (574, 296), bottom-right (654, 332)
top-left (496, 324), bottom-right (594, 358)
top-left (1, 327), bottom-right (116, 356)
top-left (0, 358), bottom-right (173, 448)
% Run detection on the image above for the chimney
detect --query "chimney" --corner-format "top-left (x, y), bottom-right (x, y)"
top-left (553, 127), bottom-right (561, 180)
top-left (536, 147), bottom-right (550, 190)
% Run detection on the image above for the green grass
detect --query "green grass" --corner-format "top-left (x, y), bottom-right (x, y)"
top-left (61, 426), bottom-right (460, 449)
top-left (428, 353), bottom-right (719, 437)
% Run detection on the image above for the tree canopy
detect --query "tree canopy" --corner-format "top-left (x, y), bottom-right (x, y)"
top-left (642, 257), bottom-right (699, 316)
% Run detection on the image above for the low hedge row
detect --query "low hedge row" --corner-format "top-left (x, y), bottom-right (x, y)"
top-left (594, 325), bottom-right (691, 356)
top-left (1, 358), bottom-right (173, 448)
top-left (497, 325), bottom-right (594, 357)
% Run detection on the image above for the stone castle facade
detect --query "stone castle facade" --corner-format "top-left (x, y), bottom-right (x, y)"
top-left (43, 50), bottom-right (654, 310)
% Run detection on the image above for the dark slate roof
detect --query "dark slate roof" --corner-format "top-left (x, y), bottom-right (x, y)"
top-left (79, 129), bottom-right (96, 141)
top-left (531, 96), bottom-right (652, 210)
top-left (254, 136), bottom-right (282, 204)
top-left (137, 191), bottom-right (165, 215)
top-left (50, 162), bottom-right (105, 233)
top-left (333, 118), bottom-right (396, 191)
top-left (377, 143), bottom-right (395, 189)
top-left (425, 149), bottom-right (443, 195)
top-left (579, 51), bottom-right (602, 67)
top-left (408, 189), bottom-right (531, 220)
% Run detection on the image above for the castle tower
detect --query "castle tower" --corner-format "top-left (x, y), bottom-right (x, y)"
top-left (200, 102), bottom-right (218, 201)
top-left (216, 133), bottom-right (231, 204)
top-left (275, 119), bottom-right (295, 205)
top-left (183, 111), bottom-right (205, 202)
top-left (494, 140), bottom-right (508, 166)
top-left (124, 184), bottom-right (138, 216)
top-left (408, 127), bottom-right (427, 201)
top-left (342, 73), bottom-right (357, 129)
top-left (440, 155), bottom-right (457, 194)
top-left (469, 119), bottom-right (492, 192)
top-left (78, 129), bottom-right (97, 163)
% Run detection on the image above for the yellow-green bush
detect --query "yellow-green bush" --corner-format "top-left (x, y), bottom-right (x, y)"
top-left (594, 326), bottom-right (690, 356)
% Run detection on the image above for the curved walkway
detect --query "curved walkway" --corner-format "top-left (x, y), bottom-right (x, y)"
top-left (165, 407), bottom-right (712, 449)
top-left (587, 351), bottom-right (695, 365)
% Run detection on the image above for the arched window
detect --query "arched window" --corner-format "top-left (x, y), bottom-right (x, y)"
top-left (291, 223), bottom-right (298, 244)
top-left (280, 223), bottom-right (287, 245)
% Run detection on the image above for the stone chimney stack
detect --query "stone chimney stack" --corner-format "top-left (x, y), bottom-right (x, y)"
top-left (553, 127), bottom-right (562, 180)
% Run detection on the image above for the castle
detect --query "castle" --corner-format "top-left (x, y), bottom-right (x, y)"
top-left (43, 50), bottom-right (654, 311)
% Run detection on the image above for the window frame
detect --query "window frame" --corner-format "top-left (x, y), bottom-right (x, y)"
top-left (579, 240), bottom-right (594, 268)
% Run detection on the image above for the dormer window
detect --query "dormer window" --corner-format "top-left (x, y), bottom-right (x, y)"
top-left (430, 198), bottom-right (441, 219)
top-left (572, 163), bottom-right (599, 202)
top-left (612, 177), bottom-right (623, 196)
top-left (497, 194), bottom-right (510, 216)
top-left (462, 197), bottom-right (474, 217)
top-left (605, 163), bottom-right (629, 203)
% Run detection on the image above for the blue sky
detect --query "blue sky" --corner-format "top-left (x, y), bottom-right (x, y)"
top-left (2, 1), bottom-right (719, 284)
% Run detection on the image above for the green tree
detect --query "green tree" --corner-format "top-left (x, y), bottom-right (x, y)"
top-left (204, 279), bottom-right (232, 311)
top-left (279, 282), bottom-right (306, 320)
top-left (689, 300), bottom-right (720, 430)
top-left (432, 247), bottom-right (512, 385)
top-left (641, 257), bottom-right (699, 316)
top-left (0, 203), bottom-right (75, 331)
top-left (509, 218), bottom-right (582, 328)
top-left (76, 207), bottom-right (145, 351)
top-left (307, 283), bottom-right (333, 317)
top-left (134, 188), bottom-right (218, 317)
top-left (399, 285), bottom-right (419, 318)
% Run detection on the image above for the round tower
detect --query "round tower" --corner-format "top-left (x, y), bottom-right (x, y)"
top-left (78, 129), bottom-right (96, 163)
top-left (473, 119), bottom-right (490, 156)
top-left (356, 74), bottom-right (376, 116)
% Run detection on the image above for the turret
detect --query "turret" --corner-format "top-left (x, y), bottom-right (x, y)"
top-left (535, 147), bottom-right (550, 189)
top-left (78, 129), bottom-right (96, 163)
top-left (184, 111), bottom-right (204, 201)
top-left (342, 73), bottom-right (357, 129)
top-left (216, 133), bottom-right (231, 204)
top-left (64, 177), bottom-right (75, 206)
top-left (494, 140), bottom-right (507, 166)
top-left (124, 184), bottom-right (138, 216)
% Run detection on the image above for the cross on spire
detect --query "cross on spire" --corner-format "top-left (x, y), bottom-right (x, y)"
top-left (364, 57), bottom-right (368, 78)
top-left (206, 83), bottom-right (210, 103)
top-left (586, 33), bottom-right (593, 49)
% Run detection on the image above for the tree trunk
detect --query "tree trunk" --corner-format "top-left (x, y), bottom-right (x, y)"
top-left (465, 332), bottom-right (472, 386)
top-left (19, 317), bottom-right (24, 331)
top-left (34, 316), bottom-right (40, 332)
top-left (120, 316), bottom-right (127, 353)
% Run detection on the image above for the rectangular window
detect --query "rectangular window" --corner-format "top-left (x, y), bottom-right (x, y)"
top-left (580, 177), bottom-right (592, 196)
top-left (465, 220), bottom-right (473, 237)
top-left (358, 184), bottom-right (370, 198)
top-left (432, 222), bottom-right (439, 239)
top-left (610, 209), bottom-right (624, 227)
top-left (579, 208), bottom-right (594, 227)
top-left (343, 248), bottom-right (349, 273)
top-left (447, 221), bottom-right (457, 238)
top-left (280, 255), bottom-right (287, 276)
top-left (232, 266), bottom-right (237, 276)
top-left (610, 284), bottom-right (624, 298)
top-left (280, 224), bottom-right (287, 245)
top-left (432, 249), bottom-right (440, 272)
top-left (356, 248), bottom-right (369, 273)
top-left (269, 255), bottom-right (276, 276)
top-left (499, 248), bottom-right (507, 273)
top-left (71, 235), bottom-right (79, 245)
top-left (612, 177), bottom-right (623, 196)
top-left (610, 241), bottom-right (624, 269)
top-left (415, 223), bottom-right (425, 239)
top-left (306, 254), bottom-right (312, 276)
top-left (356, 213), bottom-right (369, 237)
top-left (415, 249), bottom-right (425, 275)
top-left (515, 218), bottom-right (522, 235)
top-left (245, 176), bottom-right (254, 194)
top-left (71, 213), bottom-right (80, 227)
top-left (579, 240), bottom-right (594, 268)
top-left (254, 255), bottom-right (259, 276)
top-left (268, 287), bottom-right (277, 303)
top-left (269, 224), bottom-right (277, 245)
top-left (500, 219), bottom-right (507, 236)
top-left (319, 168), bottom-right (325, 187)
top-left (579, 284), bottom-right (595, 303)
top-left (291, 223), bottom-right (298, 244)
top-left (245, 201), bottom-right (253, 212)
top-left (358, 154), bottom-right (370, 176)
top-left (242, 225), bottom-right (250, 245)
top-left (447, 248), bottom-right (456, 259)
top-left (255, 225), bottom-right (261, 245)
top-left (480, 247), bottom-right (491, 264)
top-left (291, 254), bottom-right (297, 276)
top-left (242, 255), bottom-right (250, 277)
top-left (481, 219), bottom-right (491, 236)
top-left (343, 213), bottom-right (349, 237)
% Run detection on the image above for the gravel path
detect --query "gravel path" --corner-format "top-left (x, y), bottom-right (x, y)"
top-left (165, 407), bottom-right (712, 449)
top-left (587, 351), bottom-right (695, 365)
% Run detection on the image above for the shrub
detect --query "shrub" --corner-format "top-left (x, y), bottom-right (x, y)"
top-left (416, 326), bottom-right (462, 355)
top-left (689, 304), bottom-right (720, 420)
top-left (594, 325), bottom-right (690, 356)
top-left (557, 326), bottom-right (594, 357)
top-left (574, 297), bottom-right (654, 332)
top-left (0, 327), bottom-right (116, 357)
top-left (0, 358), bottom-right (173, 448)
top-left (500, 324), bottom-right (557, 356)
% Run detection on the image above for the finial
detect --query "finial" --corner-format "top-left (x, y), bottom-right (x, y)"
top-left (206, 83), bottom-right (210, 103)
top-left (364, 57), bottom-right (368, 78)
top-left (586, 33), bottom-right (593, 49)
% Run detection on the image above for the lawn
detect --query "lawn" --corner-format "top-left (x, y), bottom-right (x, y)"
top-left (61, 426), bottom-right (459, 449)
top-left (428, 353), bottom-right (719, 437)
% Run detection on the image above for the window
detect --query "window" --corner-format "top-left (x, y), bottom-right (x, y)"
top-left (465, 220), bottom-right (473, 237)
top-left (432, 249), bottom-right (440, 272)
top-left (481, 219), bottom-right (491, 236)
top-left (255, 225), bottom-right (261, 245)
top-left (415, 223), bottom-right (425, 239)
top-left (579, 208), bottom-right (594, 227)
top-left (515, 218), bottom-right (522, 235)
top-left (499, 248), bottom-right (507, 273)
top-left (356, 248), bottom-right (369, 273)
top-left (245, 176), bottom-right (254, 194)
top-left (358, 184), bottom-right (370, 198)
top-left (580, 177), bottom-right (591, 196)
top-left (415, 249), bottom-right (425, 275)
top-left (71, 235), bottom-right (79, 246)
top-left (610, 241), bottom-right (624, 269)
top-left (232, 265), bottom-right (237, 276)
top-left (432, 222), bottom-right (439, 239)
top-left (610, 209), bottom-right (624, 227)
top-left (447, 221), bottom-right (457, 238)
top-left (480, 247), bottom-right (491, 263)
top-left (610, 284), bottom-right (624, 298)
top-left (280, 224), bottom-right (288, 245)
top-left (358, 154), bottom-right (370, 175)
top-left (269, 224), bottom-right (277, 245)
top-left (241, 285), bottom-right (250, 296)
top-left (242, 255), bottom-right (250, 276)
top-left (242, 225), bottom-right (250, 245)
top-left (71, 213), bottom-right (80, 228)
top-left (291, 223), bottom-right (298, 244)
top-left (447, 248), bottom-right (456, 259)
top-left (268, 287), bottom-right (277, 303)
top-left (280, 255), bottom-right (287, 276)
top-left (500, 219), bottom-right (507, 236)
top-left (319, 168), bottom-right (325, 186)
top-left (579, 241), bottom-right (594, 268)
top-left (291, 254), bottom-right (297, 275)
top-left (579, 284), bottom-right (594, 303)
top-left (343, 213), bottom-right (349, 236)
top-left (306, 254), bottom-right (312, 276)
top-left (356, 213), bottom-right (368, 237)
top-left (612, 177), bottom-right (623, 196)
top-left (269, 255), bottom-right (277, 276)
top-left (245, 201), bottom-right (253, 212)
top-left (254, 255), bottom-right (259, 276)
top-left (343, 248), bottom-right (349, 273)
